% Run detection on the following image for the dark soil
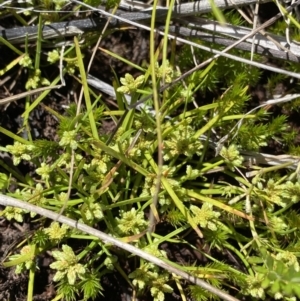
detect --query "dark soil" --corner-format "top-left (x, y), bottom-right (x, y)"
top-left (1, 2), bottom-right (300, 301)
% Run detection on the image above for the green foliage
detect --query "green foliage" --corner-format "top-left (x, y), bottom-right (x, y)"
top-left (56, 278), bottom-right (79, 301)
top-left (235, 114), bottom-right (292, 151)
top-left (79, 271), bottom-right (104, 300)
top-left (162, 118), bottom-right (203, 160)
top-left (189, 285), bottom-right (220, 301)
top-left (4, 245), bottom-right (36, 273)
top-left (52, 0), bottom-right (68, 10)
top-left (0, 173), bottom-right (8, 189)
top-left (178, 44), bottom-right (261, 93)
top-left (1, 1), bottom-right (300, 301)
top-left (245, 250), bottom-right (300, 300)
top-left (165, 207), bottom-right (188, 227)
top-left (3, 51), bottom-right (299, 299)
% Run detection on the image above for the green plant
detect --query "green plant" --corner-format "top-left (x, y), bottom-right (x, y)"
top-left (1, 1), bottom-right (300, 301)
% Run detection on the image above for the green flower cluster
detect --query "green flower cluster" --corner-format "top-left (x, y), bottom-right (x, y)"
top-left (129, 263), bottom-right (173, 301)
top-left (190, 203), bottom-right (221, 231)
top-left (6, 142), bottom-right (35, 165)
top-left (116, 208), bottom-right (148, 235)
top-left (50, 245), bottom-right (86, 285)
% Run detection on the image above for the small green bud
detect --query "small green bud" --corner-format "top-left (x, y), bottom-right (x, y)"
top-left (25, 69), bottom-right (42, 90)
top-left (220, 144), bottom-right (243, 169)
top-left (59, 130), bottom-right (78, 149)
top-left (19, 54), bottom-right (33, 68)
top-left (155, 60), bottom-right (176, 83)
top-left (36, 162), bottom-right (52, 181)
top-left (40, 77), bottom-right (51, 86)
top-left (104, 255), bottom-right (117, 270)
top-left (190, 203), bottom-right (221, 231)
top-left (44, 222), bottom-right (69, 241)
top-left (82, 202), bottom-right (104, 221)
top-left (47, 50), bottom-right (60, 63)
